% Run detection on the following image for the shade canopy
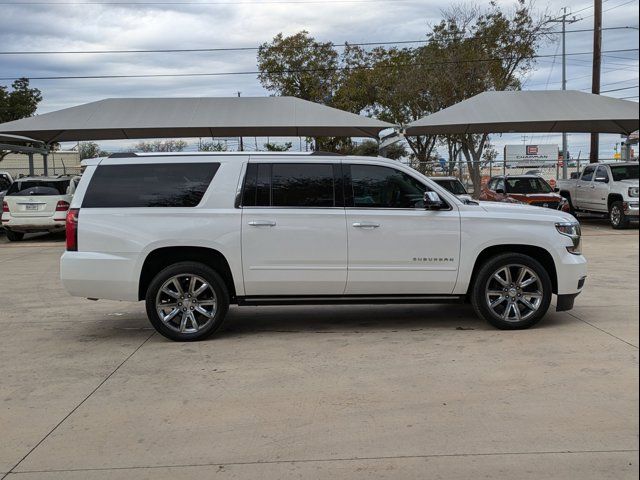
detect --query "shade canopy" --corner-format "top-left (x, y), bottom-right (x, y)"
top-left (0, 96), bottom-right (394, 143)
top-left (405, 90), bottom-right (639, 136)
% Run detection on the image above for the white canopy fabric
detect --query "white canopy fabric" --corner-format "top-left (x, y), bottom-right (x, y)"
top-left (405, 90), bottom-right (639, 136)
top-left (0, 96), bottom-right (394, 143)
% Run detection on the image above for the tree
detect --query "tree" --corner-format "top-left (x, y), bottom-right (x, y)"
top-left (199, 140), bottom-right (227, 152)
top-left (135, 140), bottom-right (188, 152)
top-left (257, 31), bottom-right (339, 104)
top-left (0, 78), bottom-right (43, 123)
top-left (79, 141), bottom-right (109, 160)
top-left (264, 142), bottom-right (292, 151)
top-left (427, 1), bottom-right (550, 195)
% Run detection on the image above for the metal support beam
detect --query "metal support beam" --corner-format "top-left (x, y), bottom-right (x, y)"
top-left (43, 153), bottom-right (49, 176)
top-left (28, 153), bottom-right (34, 176)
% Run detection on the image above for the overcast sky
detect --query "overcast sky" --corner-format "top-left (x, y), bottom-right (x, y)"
top-left (1, 0), bottom-right (638, 158)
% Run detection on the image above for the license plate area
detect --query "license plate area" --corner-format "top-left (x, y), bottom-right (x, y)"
top-left (25, 204), bottom-right (39, 211)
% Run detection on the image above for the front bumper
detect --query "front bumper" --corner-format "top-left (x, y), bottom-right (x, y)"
top-left (623, 201), bottom-right (639, 217)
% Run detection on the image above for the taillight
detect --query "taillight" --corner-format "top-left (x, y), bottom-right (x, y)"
top-left (66, 208), bottom-right (79, 251)
top-left (2, 201), bottom-right (8, 213)
top-left (56, 200), bottom-right (70, 211)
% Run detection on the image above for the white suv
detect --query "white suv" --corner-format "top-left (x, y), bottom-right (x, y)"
top-left (61, 153), bottom-right (587, 341)
top-left (2, 176), bottom-right (77, 241)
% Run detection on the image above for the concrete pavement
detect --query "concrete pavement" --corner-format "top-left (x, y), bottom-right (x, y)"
top-left (0, 220), bottom-right (637, 479)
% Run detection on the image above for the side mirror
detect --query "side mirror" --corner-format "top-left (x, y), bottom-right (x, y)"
top-left (424, 191), bottom-right (444, 210)
top-left (495, 188), bottom-right (505, 194)
top-left (594, 176), bottom-right (608, 183)
top-left (553, 187), bottom-right (560, 193)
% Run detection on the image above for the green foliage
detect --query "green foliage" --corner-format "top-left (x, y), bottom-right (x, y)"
top-left (199, 140), bottom-right (227, 152)
top-left (264, 142), bottom-right (293, 151)
top-left (135, 140), bottom-right (188, 152)
top-left (79, 141), bottom-right (109, 160)
top-left (0, 78), bottom-right (43, 123)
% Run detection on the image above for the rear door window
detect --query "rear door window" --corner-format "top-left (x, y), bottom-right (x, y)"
top-left (82, 163), bottom-right (219, 208)
top-left (241, 163), bottom-right (340, 207)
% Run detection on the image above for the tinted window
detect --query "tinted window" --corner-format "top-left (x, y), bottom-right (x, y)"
top-left (610, 164), bottom-right (639, 181)
top-left (242, 163), bottom-right (337, 207)
top-left (581, 166), bottom-right (596, 182)
top-left (505, 177), bottom-right (552, 194)
top-left (82, 163), bottom-right (218, 208)
top-left (0, 176), bottom-right (12, 190)
top-left (7, 180), bottom-right (70, 196)
top-left (495, 179), bottom-right (506, 192)
top-left (349, 165), bottom-right (426, 208)
top-left (434, 178), bottom-right (467, 195)
top-left (595, 166), bottom-right (609, 181)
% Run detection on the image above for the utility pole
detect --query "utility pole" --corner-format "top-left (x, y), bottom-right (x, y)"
top-left (549, 7), bottom-right (579, 179)
top-left (237, 91), bottom-right (244, 152)
top-left (590, 0), bottom-right (602, 163)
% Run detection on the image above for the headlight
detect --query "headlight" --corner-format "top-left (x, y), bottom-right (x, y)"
top-left (629, 187), bottom-right (639, 198)
top-left (556, 222), bottom-right (581, 255)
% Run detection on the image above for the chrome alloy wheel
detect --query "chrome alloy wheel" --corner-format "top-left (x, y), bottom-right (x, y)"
top-left (610, 205), bottom-right (622, 227)
top-left (485, 264), bottom-right (543, 322)
top-left (155, 274), bottom-right (217, 334)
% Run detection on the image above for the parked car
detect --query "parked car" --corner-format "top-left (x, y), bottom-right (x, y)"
top-left (429, 176), bottom-right (474, 202)
top-left (1, 176), bottom-right (76, 241)
top-left (0, 171), bottom-right (13, 204)
top-left (60, 153), bottom-right (586, 341)
top-left (480, 175), bottom-right (571, 212)
top-left (557, 162), bottom-right (639, 229)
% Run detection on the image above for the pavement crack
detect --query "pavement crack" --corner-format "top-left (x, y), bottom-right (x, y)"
top-left (1, 331), bottom-right (156, 480)
top-left (565, 310), bottom-right (638, 349)
top-left (8, 449), bottom-right (639, 475)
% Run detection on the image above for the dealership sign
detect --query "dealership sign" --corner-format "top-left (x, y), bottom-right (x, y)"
top-left (504, 144), bottom-right (560, 166)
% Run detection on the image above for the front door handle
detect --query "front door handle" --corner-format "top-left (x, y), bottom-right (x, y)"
top-left (248, 220), bottom-right (276, 227)
top-left (352, 222), bottom-right (380, 229)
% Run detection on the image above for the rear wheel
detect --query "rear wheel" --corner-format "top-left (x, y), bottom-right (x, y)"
top-left (5, 230), bottom-right (24, 242)
top-left (471, 253), bottom-right (552, 330)
top-left (145, 261), bottom-right (229, 341)
top-left (609, 201), bottom-right (629, 229)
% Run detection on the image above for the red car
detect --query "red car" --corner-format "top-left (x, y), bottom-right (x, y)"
top-left (480, 175), bottom-right (571, 212)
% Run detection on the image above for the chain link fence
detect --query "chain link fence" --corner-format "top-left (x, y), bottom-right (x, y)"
top-left (2, 166), bottom-right (82, 179)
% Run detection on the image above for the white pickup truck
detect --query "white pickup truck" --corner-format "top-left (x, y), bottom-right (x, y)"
top-left (557, 162), bottom-right (639, 229)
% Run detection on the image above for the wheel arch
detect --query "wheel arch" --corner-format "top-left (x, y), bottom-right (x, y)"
top-left (607, 193), bottom-right (623, 209)
top-left (467, 244), bottom-right (558, 296)
top-left (139, 246), bottom-right (237, 301)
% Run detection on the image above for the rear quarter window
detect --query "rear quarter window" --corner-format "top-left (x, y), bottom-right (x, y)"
top-left (82, 163), bottom-right (219, 208)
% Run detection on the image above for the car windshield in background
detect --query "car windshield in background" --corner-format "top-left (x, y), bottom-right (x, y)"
top-left (505, 177), bottom-right (552, 194)
top-left (7, 180), bottom-right (70, 196)
top-left (609, 164), bottom-right (639, 181)
top-left (434, 179), bottom-right (467, 195)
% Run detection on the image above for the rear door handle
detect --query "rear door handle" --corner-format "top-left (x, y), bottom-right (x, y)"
top-left (248, 220), bottom-right (276, 227)
top-left (352, 222), bottom-right (380, 229)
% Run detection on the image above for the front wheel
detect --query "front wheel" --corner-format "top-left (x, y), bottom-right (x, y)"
top-left (145, 262), bottom-right (229, 341)
top-left (609, 201), bottom-right (629, 229)
top-left (471, 253), bottom-right (552, 330)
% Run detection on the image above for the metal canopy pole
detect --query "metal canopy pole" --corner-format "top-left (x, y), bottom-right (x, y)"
top-left (28, 153), bottom-right (34, 176)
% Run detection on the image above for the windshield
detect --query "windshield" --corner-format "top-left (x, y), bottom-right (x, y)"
top-left (7, 180), bottom-right (70, 196)
top-left (609, 164), bottom-right (639, 181)
top-left (434, 179), bottom-right (467, 195)
top-left (505, 177), bottom-right (552, 194)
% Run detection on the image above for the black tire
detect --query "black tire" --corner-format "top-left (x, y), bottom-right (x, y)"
top-left (609, 201), bottom-right (629, 229)
top-left (5, 230), bottom-right (24, 241)
top-left (562, 192), bottom-right (576, 216)
top-left (145, 261), bottom-right (229, 341)
top-left (471, 253), bottom-right (553, 330)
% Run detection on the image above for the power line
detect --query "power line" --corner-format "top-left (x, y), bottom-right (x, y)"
top-left (2, 48), bottom-right (637, 81)
top-left (1, 26), bottom-right (637, 56)
top-left (599, 84), bottom-right (638, 93)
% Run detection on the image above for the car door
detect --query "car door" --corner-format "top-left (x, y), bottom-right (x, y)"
top-left (590, 165), bottom-right (610, 212)
top-left (576, 165), bottom-right (596, 209)
top-left (344, 162), bottom-right (461, 295)
top-left (241, 160), bottom-right (348, 296)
